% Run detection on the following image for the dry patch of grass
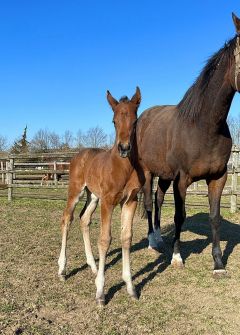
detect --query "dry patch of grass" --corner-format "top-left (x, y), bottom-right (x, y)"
top-left (0, 199), bottom-right (240, 335)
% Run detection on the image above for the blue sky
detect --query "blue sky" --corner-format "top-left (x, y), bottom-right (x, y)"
top-left (0, 0), bottom-right (240, 143)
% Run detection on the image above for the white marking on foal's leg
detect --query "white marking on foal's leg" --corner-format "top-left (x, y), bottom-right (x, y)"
top-left (95, 255), bottom-right (106, 306)
top-left (58, 189), bottom-right (85, 280)
top-left (58, 225), bottom-right (68, 280)
top-left (122, 249), bottom-right (137, 299)
top-left (121, 202), bottom-right (137, 299)
top-left (171, 252), bottom-right (184, 268)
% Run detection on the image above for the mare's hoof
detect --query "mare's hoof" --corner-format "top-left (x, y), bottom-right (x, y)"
top-left (59, 274), bottom-right (66, 282)
top-left (148, 245), bottom-right (160, 255)
top-left (96, 295), bottom-right (105, 307)
top-left (213, 269), bottom-right (229, 279)
top-left (171, 259), bottom-right (184, 269)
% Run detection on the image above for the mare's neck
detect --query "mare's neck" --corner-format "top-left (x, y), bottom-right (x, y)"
top-left (201, 70), bottom-right (235, 130)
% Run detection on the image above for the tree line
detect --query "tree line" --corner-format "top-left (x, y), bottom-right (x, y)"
top-left (0, 115), bottom-right (240, 154)
top-left (0, 126), bottom-right (114, 153)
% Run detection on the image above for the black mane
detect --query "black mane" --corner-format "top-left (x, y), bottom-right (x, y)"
top-left (178, 36), bottom-right (236, 121)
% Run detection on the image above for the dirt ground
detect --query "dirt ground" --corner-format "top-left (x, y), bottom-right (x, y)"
top-left (0, 198), bottom-right (240, 335)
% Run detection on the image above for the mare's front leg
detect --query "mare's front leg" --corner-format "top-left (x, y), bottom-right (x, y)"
top-left (95, 201), bottom-right (113, 306)
top-left (121, 198), bottom-right (138, 299)
top-left (207, 172), bottom-right (227, 277)
top-left (153, 179), bottom-right (171, 250)
top-left (171, 175), bottom-right (187, 268)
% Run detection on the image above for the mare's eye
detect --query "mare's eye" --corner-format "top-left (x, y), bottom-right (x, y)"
top-left (112, 120), bottom-right (116, 125)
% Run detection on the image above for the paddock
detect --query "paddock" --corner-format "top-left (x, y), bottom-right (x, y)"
top-left (0, 197), bottom-right (240, 334)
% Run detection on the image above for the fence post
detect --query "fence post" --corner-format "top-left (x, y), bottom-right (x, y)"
top-left (53, 161), bottom-right (58, 186)
top-left (8, 158), bottom-right (14, 201)
top-left (1, 161), bottom-right (4, 183)
top-left (230, 148), bottom-right (238, 213)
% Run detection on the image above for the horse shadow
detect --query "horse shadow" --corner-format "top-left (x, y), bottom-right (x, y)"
top-left (66, 212), bottom-right (240, 304)
top-left (162, 212), bottom-right (240, 268)
top-left (105, 212), bottom-right (240, 303)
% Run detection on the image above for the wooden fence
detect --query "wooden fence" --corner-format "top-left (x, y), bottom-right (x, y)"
top-left (0, 147), bottom-right (239, 212)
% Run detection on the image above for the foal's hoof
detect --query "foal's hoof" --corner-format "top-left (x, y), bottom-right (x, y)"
top-left (213, 269), bottom-right (229, 279)
top-left (59, 274), bottom-right (66, 282)
top-left (96, 295), bottom-right (105, 307)
top-left (130, 290), bottom-right (138, 301)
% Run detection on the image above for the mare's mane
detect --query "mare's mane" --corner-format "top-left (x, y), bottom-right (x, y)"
top-left (178, 36), bottom-right (236, 121)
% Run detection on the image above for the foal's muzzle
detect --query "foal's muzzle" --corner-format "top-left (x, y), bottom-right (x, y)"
top-left (118, 142), bottom-right (131, 158)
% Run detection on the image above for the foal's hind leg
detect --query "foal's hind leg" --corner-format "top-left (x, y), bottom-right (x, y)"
top-left (121, 198), bottom-right (138, 299)
top-left (153, 179), bottom-right (171, 250)
top-left (171, 175), bottom-right (187, 268)
top-left (207, 172), bottom-right (227, 277)
top-left (58, 184), bottom-right (85, 280)
top-left (80, 189), bottom-right (99, 275)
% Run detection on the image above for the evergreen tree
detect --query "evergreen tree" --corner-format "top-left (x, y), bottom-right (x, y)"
top-left (11, 126), bottom-right (30, 154)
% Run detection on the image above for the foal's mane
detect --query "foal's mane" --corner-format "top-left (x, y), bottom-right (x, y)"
top-left (119, 96), bottom-right (130, 102)
top-left (178, 36), bottom-right (236, 121)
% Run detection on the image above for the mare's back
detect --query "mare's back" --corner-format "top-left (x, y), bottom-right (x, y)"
top-left (137, 105), bottom-right (177, 176)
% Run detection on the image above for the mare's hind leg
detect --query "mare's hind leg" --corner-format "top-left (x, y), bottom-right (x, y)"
top-left (121, 198), bottom-right (138, 299)
top-left (207, 172), bottom-right (227, 277)
top-left (153, 179), bottom-right (171, 250)
top-left (80, 189), bottom-right (99, 275)
top-left (58, 183), bottom-right (85, 280)
top-left (171, 174), bottom-right (187, 268)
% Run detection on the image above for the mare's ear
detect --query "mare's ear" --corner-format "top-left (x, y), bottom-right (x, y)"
top-left (131, 86), bottom-right (141, 107)
top-left (107, 90), bottom-right (119, 109)
top-left (232, 12), bottom-right (240, 35)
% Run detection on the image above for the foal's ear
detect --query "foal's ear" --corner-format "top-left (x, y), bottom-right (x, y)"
top-left (107, 90), bottom-right (119, 109)
top-left (232, 12), bottom-right (240, 35)
top-left (131, 86), bottom-right (141, 107)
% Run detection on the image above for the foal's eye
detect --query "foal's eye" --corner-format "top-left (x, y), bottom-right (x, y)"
top-left (112, 120), bottom-right (116, 125)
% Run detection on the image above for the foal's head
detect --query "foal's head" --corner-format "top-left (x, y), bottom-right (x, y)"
top-left (107, 87), bottom-right (141, 158)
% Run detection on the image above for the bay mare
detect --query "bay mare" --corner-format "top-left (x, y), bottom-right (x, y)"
top-left (136, 13), bottom-right (240, 276)
top-left (58, 87), bottom-right (145, 305)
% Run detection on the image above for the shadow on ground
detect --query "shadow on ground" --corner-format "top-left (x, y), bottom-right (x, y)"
top-left (66, 212), bottom-right (240, 304)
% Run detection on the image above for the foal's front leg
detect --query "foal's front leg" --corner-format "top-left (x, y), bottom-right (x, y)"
top-left (95, 201), bottom-right (113, 306)
top-left (121, 198), bottom-right (138, 299)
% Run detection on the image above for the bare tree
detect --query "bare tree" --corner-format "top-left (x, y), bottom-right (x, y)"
top-left (0, 135), bottom-right (8, 151)
top-left (31, 129), bottom-right (52, 152)
top-left (228, 115), bottom-right (240, 145)
top-left (75, 129), bottom-right (85, 148)
top-left (82, 126), bottom-right (107, 148)
top-left (108, 132), bottom-right (115, 148)
top-left (49, 132), bottom-right (61, 150)
top-left (61, 130), bottom-right (74, 149)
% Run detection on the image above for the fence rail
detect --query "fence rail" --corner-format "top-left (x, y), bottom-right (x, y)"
top-left (0, 147), bottom-right (239, 212)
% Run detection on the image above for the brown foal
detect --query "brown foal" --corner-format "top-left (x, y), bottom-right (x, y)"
top-left (58, 87), bottom-right (144, 305)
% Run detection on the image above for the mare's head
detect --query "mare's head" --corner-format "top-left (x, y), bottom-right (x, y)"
top-left (107, 87), bottom-right (141, 158)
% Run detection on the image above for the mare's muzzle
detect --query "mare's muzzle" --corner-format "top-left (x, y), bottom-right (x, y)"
top-left (118, 142), bottom-right (131, 158)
